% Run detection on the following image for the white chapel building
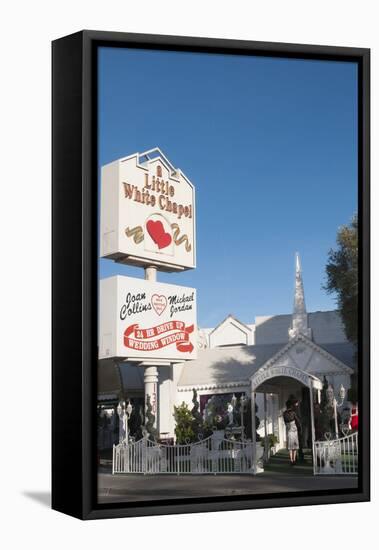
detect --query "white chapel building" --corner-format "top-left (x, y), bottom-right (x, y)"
top-left (98, 254), bottom-right (356, 449)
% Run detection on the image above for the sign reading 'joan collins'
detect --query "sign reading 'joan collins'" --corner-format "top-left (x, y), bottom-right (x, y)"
top-left (100, 148), bottom-right (196, 272)
top-left (99, 276), bottom-right (197, 361)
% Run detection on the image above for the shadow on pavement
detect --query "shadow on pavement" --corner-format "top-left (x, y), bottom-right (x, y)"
top-left (22, 491), bottom-right (51, 508)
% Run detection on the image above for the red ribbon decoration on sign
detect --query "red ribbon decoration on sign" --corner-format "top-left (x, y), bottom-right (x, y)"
top-left (124, 322), bottom-right (194, 353)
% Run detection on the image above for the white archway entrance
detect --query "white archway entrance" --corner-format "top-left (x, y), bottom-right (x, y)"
top-left (250, 364), bottom-right (323, 474)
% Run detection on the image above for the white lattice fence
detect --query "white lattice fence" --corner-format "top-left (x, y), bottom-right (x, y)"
top-left (313, 432), bottom-right (358, 475)
top-left (113, 433), bottom-right (256, 475)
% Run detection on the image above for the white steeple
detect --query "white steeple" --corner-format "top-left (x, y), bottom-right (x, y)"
top-left (288, 253), bottom-right (312, 340)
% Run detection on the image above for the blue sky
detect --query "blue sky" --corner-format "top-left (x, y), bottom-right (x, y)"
top-left (98, 47), bottom-right (357, 328)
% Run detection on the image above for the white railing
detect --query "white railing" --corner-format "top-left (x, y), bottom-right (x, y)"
top-left (313, 432), bottom-right (358, 475)
top-left (113, 432), bottom-right (256, 475)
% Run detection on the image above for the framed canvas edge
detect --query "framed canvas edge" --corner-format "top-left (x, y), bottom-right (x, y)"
top-left (52, 31), bottom-right (86, 520)
top-left (52, 30), bottom-right (370, 520)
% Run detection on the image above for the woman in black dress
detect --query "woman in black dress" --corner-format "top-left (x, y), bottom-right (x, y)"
top-left (283, 399), bottom-right (301, 465)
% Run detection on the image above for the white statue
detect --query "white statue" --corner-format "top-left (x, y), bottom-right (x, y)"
top-left (117, 401), bottom-right (132, 444)
top-left (227, 402), bottom-right (234, 425)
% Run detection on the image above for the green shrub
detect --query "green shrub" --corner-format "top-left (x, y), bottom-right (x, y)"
top-left (261, 434), bottom-right (279, 448)
top-left (173, 402), bottom-right (195, 444)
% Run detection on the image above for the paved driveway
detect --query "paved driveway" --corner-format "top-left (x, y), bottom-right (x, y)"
top-left (98, 471), bottom-right (358, 504)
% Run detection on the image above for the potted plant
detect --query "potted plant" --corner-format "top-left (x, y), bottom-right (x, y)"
top-left (261, 434), bottom-right (279, 456)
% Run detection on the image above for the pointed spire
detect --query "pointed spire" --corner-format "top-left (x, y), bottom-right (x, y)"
top-left (289, 253), bottom-right (312, 340)
top-left (294, 252), bottom-right (306, 315)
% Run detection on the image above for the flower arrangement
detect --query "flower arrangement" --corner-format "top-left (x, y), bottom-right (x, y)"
top-left (203, 395), bottom-right (229, 430)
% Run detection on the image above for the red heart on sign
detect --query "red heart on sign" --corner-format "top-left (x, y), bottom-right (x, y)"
top-left (146, 220), bottom-right (172, 249)
top-left (151, 294), bottom-right (167, 315)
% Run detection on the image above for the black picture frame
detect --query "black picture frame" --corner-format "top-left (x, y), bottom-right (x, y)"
top-left (52, 30), bottom-right (370, 520)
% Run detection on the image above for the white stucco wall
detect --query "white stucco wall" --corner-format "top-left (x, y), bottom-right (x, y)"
top-left (158, 366), bottom-right (174, 437)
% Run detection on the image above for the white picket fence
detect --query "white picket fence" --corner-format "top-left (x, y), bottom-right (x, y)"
top-left (113, 432), bottom-right (255, 475)
top-left (313, 432), bottom-right (358, 475)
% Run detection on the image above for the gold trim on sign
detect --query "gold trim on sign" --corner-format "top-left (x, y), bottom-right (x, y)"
top-left (171, 223), bottom-right (192, 252)
top-left (125, 223), bottom-right (192, 252)
top-left (125, 226), bottom-right (144, 244)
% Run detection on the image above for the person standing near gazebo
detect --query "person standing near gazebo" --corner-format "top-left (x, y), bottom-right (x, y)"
top-left (283, 399), bottom-right (301, 465)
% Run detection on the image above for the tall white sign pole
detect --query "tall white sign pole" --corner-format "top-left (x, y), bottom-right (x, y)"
top-left (144, 266), bottom-right (159, 429)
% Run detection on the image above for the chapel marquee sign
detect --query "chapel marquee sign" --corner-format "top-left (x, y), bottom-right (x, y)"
top-left (100, 148), bottom-right (196, 272)
top-left (99, 275), bottom-right (197, 361)
top-left (251, 365), bottom-right (312, 391)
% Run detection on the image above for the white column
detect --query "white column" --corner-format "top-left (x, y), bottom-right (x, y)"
top-left (144, 366), bottom-right (159, 429)
top-left (158, 366), bottom-right (173, 437)
top-left (144, 265), bottom-right (159, 430)
top-left (251, 389), bottom-right (256, 474)
top-left (263, 392), bottom-right (268, 461)
top-left (272, 394), bottom-right (279, 442)
top-left (145, 266), bottom-right (157, 281)
top-left (309, 383), bottom-right (316, 474)
top-left (278, 389), bottom-right (284, 447)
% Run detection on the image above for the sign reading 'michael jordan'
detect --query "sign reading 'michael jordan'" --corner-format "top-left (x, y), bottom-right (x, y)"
top-left (99, 276), bottom-right (197, 361)
top-left (100, 148), bottom-right (196, 272)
